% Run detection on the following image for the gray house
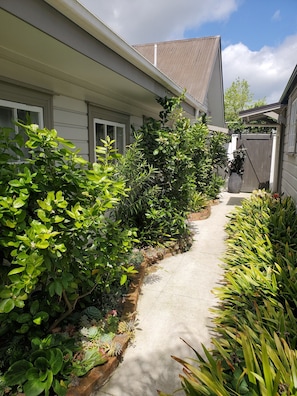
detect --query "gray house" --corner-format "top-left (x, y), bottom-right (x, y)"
top-left (0, 0), bottom-right (225, 163)
top-left (240, 65), bottom-right (297, 201)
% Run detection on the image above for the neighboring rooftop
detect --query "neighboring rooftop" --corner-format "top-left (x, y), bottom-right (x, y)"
top-left (134, 36), bottom-right (221, 106)
top-left (239, 102), bottom-right (282, 127)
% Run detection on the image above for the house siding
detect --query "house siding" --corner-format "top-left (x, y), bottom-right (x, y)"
top-left (281, 85), bottom-right (297, 203)
top-left (53, 96), bottom-right (88, 158)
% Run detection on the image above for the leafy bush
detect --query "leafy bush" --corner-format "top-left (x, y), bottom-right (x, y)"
top-left (115, 96), bottom-right (228, 247)
top-left (160, 191), bottom-right (297, 395)
top-left (0, 125), bottom-right (137, 394)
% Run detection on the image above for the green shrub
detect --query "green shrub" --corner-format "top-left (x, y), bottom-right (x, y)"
top-left (115, 96), bottom-right (228, 247)
top-left (0, 125), bottom-right (137, 394)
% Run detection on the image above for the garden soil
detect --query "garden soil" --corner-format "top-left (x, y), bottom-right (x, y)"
top-left (92, 191), bottom-right (251, 396)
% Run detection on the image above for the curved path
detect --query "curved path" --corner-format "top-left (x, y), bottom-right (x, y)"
top-left (93, 192), bottom-right (250, 396)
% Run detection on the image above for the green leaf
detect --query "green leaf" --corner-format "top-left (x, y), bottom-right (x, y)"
top-left (33, 311), bottom-right (49, 325)
top-left (55, 243), bottom-right (67, 252)
top-left (8, 179), bottom-right (23, 187)
top-left (8, 266), bottom-right (26, 275)
top-left (53, 215), bottom-right (64, 223)
top-left (4, 360), bottom-right (33, 386)
top-left (44, 369), bottom-right (54, 391)
top-left (13, 197), bottom-right (26, 208)
top-left (0, 298), bottom-right (15, 313)
top-left (23, 379), bottom-right (45, 396)
top-left (33, 357), bottom-right (49, 371)
top-left (36, 240), bottom-right (49, 249)
top-left (49, 348), bottom-right (64, 374)
top-left (37, 200), bottom-right (52, 212)
top-left (37, 209), bottom-right (50, 223)
top-left (16, 313), bottom-right (32, 324)
top-left (48, 282), bottom-right (56, 297)
top-left (3, 219), bottom-right (17, 228)
top-left (120, 274), bottom-right (127, 285)
top-left (52, 379), bottom-right (67, 396)
top-left (17, 324), bottom-right (30, 334)
top-left (54, 281), bottom-right (63, 297)
top-left (57, 136), bottom-right (76, 148)
top-left (0, 288), bottom-right (12, 298)
top-left (30, 300), bottom-right (40, 316)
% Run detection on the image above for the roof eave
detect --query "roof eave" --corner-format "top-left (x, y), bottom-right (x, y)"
top-left (280, 65), bottom-right (297, 104)
top-left (44, 0), bottom-right (206, 114)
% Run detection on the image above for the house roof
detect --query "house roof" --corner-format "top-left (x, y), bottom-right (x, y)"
top-left (134, 36), bottom-right (221, 106)
top-left (239, 103), bottom-right (282, 127)
top-left (239, 64), bottom-right (297, 129)
top-left (45, 0), bottom-right (207, 116)
top-left (280, 64), bottom-right (297, 104)
top-left (0, 0), bottom-right (206, 119)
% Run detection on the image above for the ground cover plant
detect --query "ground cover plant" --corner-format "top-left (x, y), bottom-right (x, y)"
top-left (159, 190), bottom-right (297, 395)
top-left (0, 125), bottom-right (138, 395)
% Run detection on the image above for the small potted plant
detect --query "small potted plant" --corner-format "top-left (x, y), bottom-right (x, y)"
top-left (227, 146), bottom-right (247, 193)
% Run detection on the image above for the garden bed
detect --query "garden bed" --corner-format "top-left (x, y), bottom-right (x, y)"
top-left (66, 241), bottom-right (190, 396)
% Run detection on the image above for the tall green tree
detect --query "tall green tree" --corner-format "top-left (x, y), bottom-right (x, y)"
top-left (224, 77), bottom-right (266, 132)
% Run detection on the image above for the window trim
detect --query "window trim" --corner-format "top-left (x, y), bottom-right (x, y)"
top-left (0, 99), bottom-right (44, 128)
top-left (287, 97), bottom-right (297, 154)
top-left (0, 78), bottom-right (53, 128)
top-left (94, 118), bottom-right (126, 156)
top-left (88, 103), bottom-right (130, 163)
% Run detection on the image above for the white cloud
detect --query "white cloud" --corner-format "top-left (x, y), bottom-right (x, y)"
top-left (79, 0), bottom-right (296, 104)
top-left (272, 9), bottom-right (281, 21)
top-left (222, 34), bottom-right (297, 103)
top-left (79, 0), bottom-right (238, 43)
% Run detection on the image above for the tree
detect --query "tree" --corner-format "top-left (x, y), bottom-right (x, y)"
top-left (224, 77), bottom-right (266, 132)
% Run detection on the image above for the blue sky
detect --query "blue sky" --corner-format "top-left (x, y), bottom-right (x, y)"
top-left (186, 0), bottom-right (297, 51)
top-left (80, 0), bottom-right (297, 103)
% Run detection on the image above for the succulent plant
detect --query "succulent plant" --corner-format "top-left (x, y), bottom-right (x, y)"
top-left (80, 326), bottom-right (100, 339)
top-left (118, 320), bottom-right (135, 334)
top-left (81, 306), bottom-right (102, 321)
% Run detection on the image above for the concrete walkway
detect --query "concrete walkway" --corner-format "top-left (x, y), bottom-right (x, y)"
top-left (93, 192), bottom-right (250, 396)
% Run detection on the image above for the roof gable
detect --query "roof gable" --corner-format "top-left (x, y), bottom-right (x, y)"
top-left (280, 64), bottom-right (297, 104)
top-left (134, 36), bottom-right (221, 105)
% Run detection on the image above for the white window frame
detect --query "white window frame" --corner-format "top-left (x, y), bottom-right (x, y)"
top-left (0, 99), bottom-right (44, 161)
top-left (0, 99), bottom-right (44, 128)
top-left (287, 98), bottom-right (297, 154)
top-left (94, 118), bottom-right (126, 156)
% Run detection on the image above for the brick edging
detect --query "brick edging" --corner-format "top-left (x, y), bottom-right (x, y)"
top-left (66, 260), bottom-right (148, 396)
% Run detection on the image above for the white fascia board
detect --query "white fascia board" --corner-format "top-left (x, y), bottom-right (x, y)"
top-left (44, 0), bottom-right (207, 114)
top-left (263, 111), bottom-right (279, 121)
top-left (208, 125), bottom-right (229, 134)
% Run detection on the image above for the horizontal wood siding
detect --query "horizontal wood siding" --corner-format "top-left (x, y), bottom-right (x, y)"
top-left (53, 96), bottom-right (88, 158)
top-left (281, 86), bottom-right (297, 203)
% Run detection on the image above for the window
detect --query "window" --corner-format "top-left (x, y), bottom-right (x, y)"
top-left (0, 79), bottom-right (53, 128)
top-left (0, 99), bottom-right (44, 128)
top-left (88, 104), bottom-right (130, 162)
top-left (0, 99), bottom-right (44, 158)
top-left (287, 98), bottom-right (297, 154)
top-left (94, 118), bottom-right (125, 155)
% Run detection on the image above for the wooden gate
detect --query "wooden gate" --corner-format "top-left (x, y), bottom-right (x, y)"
top-left (236, 134), bottom-right (273, 193)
